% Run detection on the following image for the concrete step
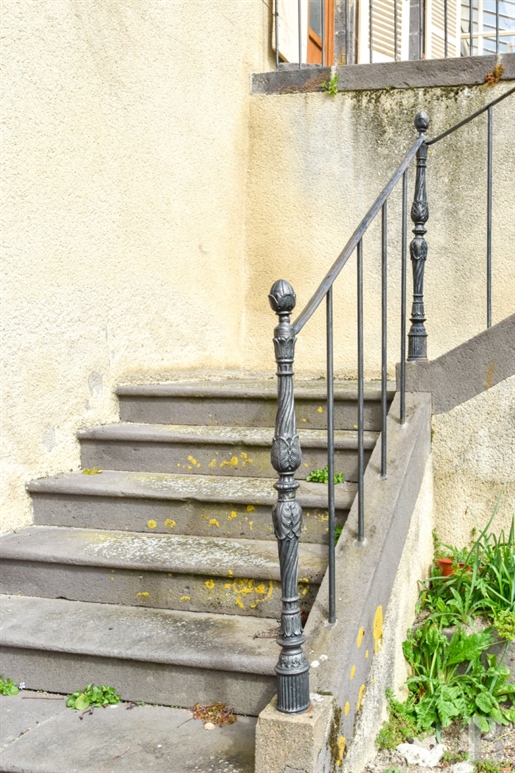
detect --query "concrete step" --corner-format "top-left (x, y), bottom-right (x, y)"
top-left (117, 379), bottom-right (395, 430)
top-left (79, 423), bottom-right (377, 482)
top-left (0, 595), bottom-right (277, 715)
top-left (0, 692), bottom-right (256, 773)
top-left (28, 470), bottom-right (356, 543)
top-left (0, 527), bottom-right (326, 618)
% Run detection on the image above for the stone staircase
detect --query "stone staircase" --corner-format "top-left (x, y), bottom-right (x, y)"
top-left (0, 379), bottom-right (390, 716)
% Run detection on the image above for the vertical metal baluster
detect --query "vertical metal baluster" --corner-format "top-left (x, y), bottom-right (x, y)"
top-left (400, 170), bottom-right (408, 425)
top-left (408, 112), bottom-right (430, 361)
top-left (469, 0), bottom-right (474, 54)
top-left (381, 202), bottom-right (388, 478)
top-left (322, 0), bottom-right (326, 65)
top-left (326, 288), bottom-right (336, 624)
top-left (269, 280), bottom-right (310, 715)
top-left (495, 0), bottom-right (499, 53)
top-left (299, 0), bottom-right (302, 67)
top-left (487, 106), bottom-right (493, 328)
top-left (345, 0), bottom-right (349, 63)
top-left (444, 0), bottom-right (448, 57)
top-left (420, 0), bottom-right (424, 59)
top-left (275, 0), bottom-right (280, 70)
top-left (357, 240), bottom-right (365, 542)
top-left (369, 0), bottom-right (373, 63)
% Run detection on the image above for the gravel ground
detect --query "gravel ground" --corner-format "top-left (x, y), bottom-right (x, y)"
top-left (364, 722), bottom-right (515, 773)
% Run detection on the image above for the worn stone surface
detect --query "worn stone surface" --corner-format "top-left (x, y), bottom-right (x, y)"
top-left (255, 695), bottom-right (334, 773)
top-left (78, 423), bottom-right (376, 481)
top-left (252, 54), bottom-right (515, 93)
top-left (0, 694), bottom-right (256, 773)
top-left (400, 314), bottom-right (515, 414)
top-left (0, 527), bottom-right (325, 617)
top-left (117, 378), bottom-right (393, 430)
top-left (0, 692), bottom-right (66, 750)
top-left (0, 596), bottom-right (278, 715)
top-left (29, 470), bottom-right (355, 543)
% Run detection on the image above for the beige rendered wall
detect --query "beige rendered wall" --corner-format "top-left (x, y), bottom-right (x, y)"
top-left (432, 375), bottom-right (515, 548)
top-left (1, 0), bottom-right (273, 532)
top-left (245, 83), bottom-right (515, 377)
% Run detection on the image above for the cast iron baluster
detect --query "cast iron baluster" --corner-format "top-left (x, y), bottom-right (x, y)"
top-left (268, 279), bottom-right (310, 715)
top-left (408, 111), bottom-right (430, 361)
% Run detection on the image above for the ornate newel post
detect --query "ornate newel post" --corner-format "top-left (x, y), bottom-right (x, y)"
top-left (408, 111), bottom-right (430, 361)
top-left (268, 279), bottom-right (310, 715)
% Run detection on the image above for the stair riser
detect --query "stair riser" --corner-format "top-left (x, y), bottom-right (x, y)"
top-left (31, 494), bottom-right (348, 543)
top-left (0, 647), bottom-right (276, 716)
top-left (80, 441), bottom-right (369, 482)
top-left (1, 562), bottom-right (320, 618)
top-left (119, 396), bottom-right (385, 431)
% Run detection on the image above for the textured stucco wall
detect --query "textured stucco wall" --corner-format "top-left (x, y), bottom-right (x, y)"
top-left (1, 0), bottom-right (273, 532)
top-left (432, 375), bottom-right (515, 547)
top-left (245, 83), bottom-right (515, 377)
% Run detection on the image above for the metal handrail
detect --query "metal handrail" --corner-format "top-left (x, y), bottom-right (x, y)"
top-left (427, 84), bottom-right (515, 145)
top-left (268, 87), bottom-right (514, 716)
top-left (293, 135), bottom-right (425, 334)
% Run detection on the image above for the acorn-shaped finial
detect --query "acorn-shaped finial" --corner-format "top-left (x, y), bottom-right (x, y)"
top-left (269, 280), bottom-right (296, 315)
top-left (414, 111), bottom-right (430, 134)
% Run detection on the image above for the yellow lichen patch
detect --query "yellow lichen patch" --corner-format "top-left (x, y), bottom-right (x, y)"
top-left (350, 665), bottom-right (356, 680)
top-left (111, 568), bottom-right (116, 573)
top-left (319, 513), bottom-right (329, 522)
top-left (209, 458), bottom-right (217, 468)
top-left (180, 596), bottom-right (191, 602)
top-left (255, 583), bottom-right (266, 595)
top-left (229, 510), bottom-right (238, 520)
top-left (220, 456), bottom-right (239, 468)
top-left (224, 583), bottom-right (231, 589)
top-left (208, 518), bottom-right (219, 527)
top-left (164, 519), bottom-right (176, 529)
top-left (147, 520), bottom-right (157, 529)
top-left (365, 649), bottom-right (369, 659)
top-left (337, 737), bottom-right (346, 765)
top-left (205, 579), bottom-right (215, 590)
top-left (298, 577), bottom-right (310, 597)
top-left (187, 465), bottom-right (192, 470)
top-left (373, 606), bottom-right (384, 654)
top-left (305, 511), bottom-right (311, 518)
top-left (167, 573), bottom-right (173, 577)
top-left (357, 684), bottom-right (366, 711)
top-left (227, 569), bottom-right (233, 576)
top-left (187, 455), bottom-right (198, 466)
top-left (236, 597), bottom-right (245, 610)
top-left (317, 406), bottom-right (324, 413)
top-left (357, 627), bottom-right (365, 648)
top-left (254, 581), bottom-right (274, 607)
top-left (246, 505), bottom-right (255, 512)
top-left (233, 579), bottom-right (254, 596)
top-left (136, 592), bottom-right (150, 598)
top-left (248, 521), bottom-right (254, 531)
top-left (301, 417), bottom-right (307, 423)
top-left (250, 603), bottom-right (257, 609)
top-left (240, 453), bottom-right (253, 467)
top-left (109, 576), bottom-right (114, 581)
top-left (344, 701), bottom-right (350, 716)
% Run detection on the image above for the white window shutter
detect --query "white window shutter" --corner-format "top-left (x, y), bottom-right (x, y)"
top-left (425, 0), bottom-right (460, 58)
top-left (273, 0), bottom-right (309, 63)
top-left (358, 0), bottom-right (411, 62)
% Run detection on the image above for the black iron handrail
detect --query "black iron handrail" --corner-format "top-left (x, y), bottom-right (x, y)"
top-left (268, 86), bottom-right (514, 715)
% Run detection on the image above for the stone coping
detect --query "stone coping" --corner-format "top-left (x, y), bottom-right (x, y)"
top-left (252, 54), bottom-right (515, 95)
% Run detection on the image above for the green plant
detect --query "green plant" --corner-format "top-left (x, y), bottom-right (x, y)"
top-left (66, 684), bottom-right (120, 710)
top-left (334, 524), bottom-right (343, 545)
top-left (321, 73), bottom-right (339, 97)
top-left (402, 623), bottom-right (515, 737)
top-left (474, 761), bottom-right (511, 773)
top-left (442, 750), bottom-right (469, 764)
top-left (494, 609), bottom-right (515, 640)
top-left (306, 466), bottom-right (344, 484)
top-left (376, 689), bottom-right (419, 749)
top-left (0, 675), bottom-right (19, 696)
top-left (82, 467), bottom-right (102, 475)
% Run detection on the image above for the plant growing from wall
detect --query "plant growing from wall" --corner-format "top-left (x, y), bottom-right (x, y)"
top-left (0, 675), bottom-right (19, 696)
top-left (306, 466), bottom-right (344, 484)
top-left (66, 684), bottom-right (120, 710)
top-left (321, 73), bottom-right (339, 97)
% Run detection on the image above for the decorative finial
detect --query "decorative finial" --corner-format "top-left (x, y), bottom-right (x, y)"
top-left (269, 280), bottom-right (296, 315)
top-left (414, 111), bottom-right (430, 134)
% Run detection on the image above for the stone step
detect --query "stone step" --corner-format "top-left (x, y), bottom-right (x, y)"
top-left (0, 527), bottom-right (326, 618)
top-left (28, 470), bottom-right (356, 543)
top-left (79, 423), bottom-right (377, 482)
top-left (117, 379), bottom-right (395, 430)
top-left (0, 595), bottom-right (277, 715)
